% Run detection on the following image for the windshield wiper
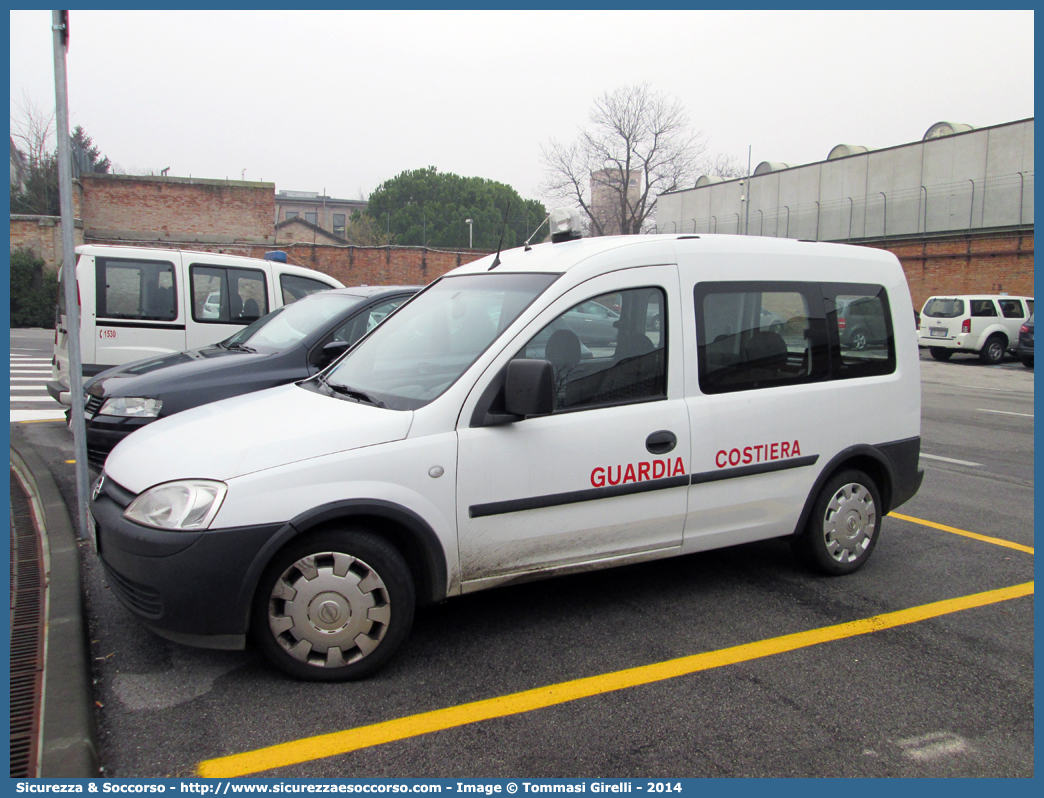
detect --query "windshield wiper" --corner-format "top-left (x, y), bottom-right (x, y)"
top-left (225, 342), bottom-right (256, 352)
top-left (323, 380), bottom-right (384, 407)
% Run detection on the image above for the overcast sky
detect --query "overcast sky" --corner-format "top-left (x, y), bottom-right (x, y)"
top-left (9, 9), bottom-right (1035, 206)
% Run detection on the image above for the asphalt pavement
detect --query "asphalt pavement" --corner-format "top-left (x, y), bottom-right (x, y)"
top-left (7, 338), bottom-right (1034, 778)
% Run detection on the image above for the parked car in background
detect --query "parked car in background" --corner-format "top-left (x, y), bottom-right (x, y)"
top-left (1017, 313), bottom-right (1034, 368)
top-left (201, 291), bottom-right (223, 320)
top-left (81, 286), bottom-right (419, 468)
top-left (838, 296), bottom-right (890, 351)
top-left (917, 294), bottom-right (1034, 364)
top-left (48, 244), bottom-right (343, 405)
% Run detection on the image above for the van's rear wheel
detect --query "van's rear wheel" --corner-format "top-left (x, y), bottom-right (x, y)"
top-left (794, 470), bottom-right (881, 576)
top-left (929, 347), bottom-right (952, 361)
top-left (979, 335), bottom-right (1007, 365)
top-left (252, 530), bottom-right (415, 681)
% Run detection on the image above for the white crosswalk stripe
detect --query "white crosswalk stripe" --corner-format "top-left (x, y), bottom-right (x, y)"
top-left (10, 352), bottom-right (66, 422)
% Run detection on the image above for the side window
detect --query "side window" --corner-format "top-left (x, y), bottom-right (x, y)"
top-left (96, 257), bottom-right (177, 321)
top-left (515, 287), bottom-right (667, 412)
top-left (1027, 300), bottom-right (1034, 314)
top-left (281, 273), bottom-right (334, 305)
top-left (326, 297), bottom-right (409, 349)
top-left (827, 284), bottom-right (896, 379)
top-left (191, 265), bottom-right (269, 324)
top-left (696, 282), bottom-right (826, 394)
top-left (970, 299), bottom-right (998, 317)
top-left (998, 299), bottom-right (1025, 318)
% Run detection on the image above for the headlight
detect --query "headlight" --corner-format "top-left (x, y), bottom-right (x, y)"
top-left (124, 480), bottom-right (227, 531)
top-left (98, 397), bottom-right (163, 418)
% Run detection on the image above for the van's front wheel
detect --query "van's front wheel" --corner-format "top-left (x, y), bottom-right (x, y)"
top-left (794, 470), bottom-right (881, 576)
top-left (252, 530), bottom-right (415, 681)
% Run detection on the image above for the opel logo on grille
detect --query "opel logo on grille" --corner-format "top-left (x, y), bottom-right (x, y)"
top-left (91, 475), bottom-right (105, 502)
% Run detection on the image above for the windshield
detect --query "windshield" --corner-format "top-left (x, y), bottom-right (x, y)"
top-left (320, 272), bottom-right (558, 410)
top-left (923, 298), bottom-right (964, 318)
top-left (223, 292), bottom-right (362, 352)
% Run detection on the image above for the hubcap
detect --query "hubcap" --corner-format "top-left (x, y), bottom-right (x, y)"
top-left (822, 483), bottom-right (876, 563)
top-left (268, 552), bottom-right (391, 668)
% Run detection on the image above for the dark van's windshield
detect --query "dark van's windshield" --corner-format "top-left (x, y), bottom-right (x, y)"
top-left (319, 272), bottom-right (557, 411)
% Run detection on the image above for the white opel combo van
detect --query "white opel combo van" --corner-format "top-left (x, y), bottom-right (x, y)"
top-left (90, 211), bottom-right (923, 681)
top-left (47, 244), bottom-right (342, 405)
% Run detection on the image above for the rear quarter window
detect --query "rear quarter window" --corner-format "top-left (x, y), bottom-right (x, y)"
top-left (827, 285), bottom-right (896, 380)
top-left (970, 299), bottom-right (998, 317)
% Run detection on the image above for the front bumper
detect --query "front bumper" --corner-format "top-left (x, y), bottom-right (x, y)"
top-left (91, 474), bottom-right (284, 648)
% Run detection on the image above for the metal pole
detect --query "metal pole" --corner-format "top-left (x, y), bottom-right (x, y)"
top-left (784, 206), bottom-right (790, 238)
top-left (52, 10), bottom-right (91, 540)
top-left (880, 191), bottom-right (887, 237)
top-left (745, 145), bottom-right (752, 235)
top-left (920, 186), bottom-right (927, 233)
top-left (1017, 172), bottom-right (1025, 225)
top-left (814, 201), bottom-right (820, 241)
top-left (968, 179), bottom-right (975, 229)
top-left (848, 197), bottom-right (854, 240)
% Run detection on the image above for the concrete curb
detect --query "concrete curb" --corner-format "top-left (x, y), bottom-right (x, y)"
top-left (10, 424), bottom-right (100, 778)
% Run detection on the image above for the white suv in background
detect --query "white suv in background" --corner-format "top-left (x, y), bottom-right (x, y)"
top-left (918, 294), bottom-right (1034, 364)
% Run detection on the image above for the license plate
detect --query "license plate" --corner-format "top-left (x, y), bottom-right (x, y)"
top-left (930, 328), bottom-right (948, 338)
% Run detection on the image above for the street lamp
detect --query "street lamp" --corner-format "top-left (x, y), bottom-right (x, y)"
top-left (465, 218), bottom-right (473, 248)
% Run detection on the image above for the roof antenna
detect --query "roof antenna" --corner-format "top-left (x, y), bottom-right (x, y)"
top-left (487, 200), bottom-right (511, 270)
top-left (524, 214), bottom-right (550, 251)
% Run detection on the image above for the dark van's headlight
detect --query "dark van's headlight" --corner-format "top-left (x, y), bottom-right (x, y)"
top-left (99, 397), bottom-right (163, 417)
top-left (124, 480), bottom-right (227, 531)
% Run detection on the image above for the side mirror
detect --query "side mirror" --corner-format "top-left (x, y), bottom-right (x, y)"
top-left (317, 340), bottom-right (350, 368)
top-left (503, 359), bottom-right (555, 418)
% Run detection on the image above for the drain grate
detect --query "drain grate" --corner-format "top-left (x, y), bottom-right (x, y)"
top-left (9, 468), bottom-right (45, 778)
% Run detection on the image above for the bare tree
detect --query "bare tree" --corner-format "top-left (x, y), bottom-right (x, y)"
top-left (704, 152), bottom-right (747, 179)
top-left (541, 84), bottom-right (707, 236)
top-left (10, 92), bottom-right (59, 214)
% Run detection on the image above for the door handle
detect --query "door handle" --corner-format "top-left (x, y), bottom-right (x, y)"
top-left (646, 430), bottom-right (677, 455)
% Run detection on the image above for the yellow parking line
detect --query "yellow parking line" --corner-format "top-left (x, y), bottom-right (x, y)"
top-left (889, 512), bottom-right (1034, 554)
top-left (196, 581), bottom-right (1033, 778)
top-left (15, 418), bottom-right (65, 424)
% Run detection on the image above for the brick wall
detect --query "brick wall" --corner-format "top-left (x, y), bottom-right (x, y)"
top-left (80, 173), bottom-right (275, 245)
top-left (244, 243), bottom-right (487, 286)
top-left (10, 216), bottom-right (85, 273)
top-left (864, 231), bottom-right (1034, 309)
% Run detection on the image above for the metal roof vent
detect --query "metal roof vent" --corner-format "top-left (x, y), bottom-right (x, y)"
top-left (695, 175), bottom-right (725, 188)
top-left (753, 161), bottom-right (790, 176)
top-left (827, 144), bottom-right (869, 160)
top-left (923, 122), bottom-right (975, 140)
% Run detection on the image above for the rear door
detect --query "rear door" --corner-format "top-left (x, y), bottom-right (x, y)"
top-left (93, 252), bottom-right (187, 367)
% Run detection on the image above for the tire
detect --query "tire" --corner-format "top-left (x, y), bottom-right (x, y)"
top-left (929, 347), bottom-right (953, 361)
top-left (792, 469), bottom-right (882, 576)
top-left (979, 335), bottom-right (1007, 365)
top-left (251, 529), bottom-right (415, 681)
